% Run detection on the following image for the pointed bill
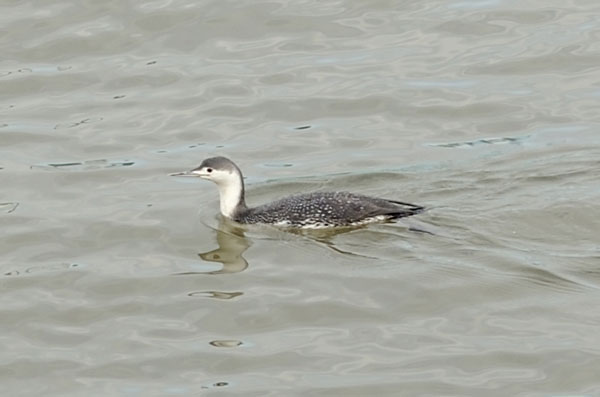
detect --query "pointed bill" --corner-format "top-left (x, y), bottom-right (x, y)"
top-left (169, 170), bottom-right (197, 177)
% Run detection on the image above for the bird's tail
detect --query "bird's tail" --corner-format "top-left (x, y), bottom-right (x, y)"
top-left (387, 199), bottom-right (425, 214)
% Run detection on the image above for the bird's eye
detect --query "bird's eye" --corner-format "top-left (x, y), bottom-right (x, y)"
top-left (206, 168), bottom-right (213, 173)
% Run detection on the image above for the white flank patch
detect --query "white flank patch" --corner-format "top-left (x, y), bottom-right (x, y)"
top-left (348, 215), bottom-right (390, 226)
top-left (270, 215), bottom-right (391, 229)
top-left (299, 222), bottom-right (333, 229)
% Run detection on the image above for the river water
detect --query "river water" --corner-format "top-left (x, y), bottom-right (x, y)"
top-left (2, 0), bottom-right (600, 396)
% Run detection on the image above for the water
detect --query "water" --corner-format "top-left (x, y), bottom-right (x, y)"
top-left (2, 0), bottom-right (600, 396)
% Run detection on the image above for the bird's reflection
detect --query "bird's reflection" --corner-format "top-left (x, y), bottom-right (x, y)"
top-left (175, 218), bottom-right (251, 275)
top-left (172, 216), bottom-right (434, 277)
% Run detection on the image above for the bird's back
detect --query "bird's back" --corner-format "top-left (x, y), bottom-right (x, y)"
top-left (235, 191), bottom-right (423, 227)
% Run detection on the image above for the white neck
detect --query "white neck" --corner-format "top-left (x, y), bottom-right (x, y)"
top-left (216, 177), bottom-right (244, 218)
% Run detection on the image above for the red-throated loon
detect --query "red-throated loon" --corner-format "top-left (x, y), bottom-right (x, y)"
top-left (171, 156), bottom-right (424, 228)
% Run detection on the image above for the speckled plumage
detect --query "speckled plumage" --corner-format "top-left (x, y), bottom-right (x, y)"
top-left (174, 157), bottom-right (423, 228)
top-left (239, 191), bottom-right (422, 227)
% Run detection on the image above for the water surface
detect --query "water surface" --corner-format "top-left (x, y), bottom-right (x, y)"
top-left (2, 0), bottom-right (600, 396)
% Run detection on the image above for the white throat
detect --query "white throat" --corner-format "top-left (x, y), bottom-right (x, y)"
top-left (216, 177), bottom-right (243, 218)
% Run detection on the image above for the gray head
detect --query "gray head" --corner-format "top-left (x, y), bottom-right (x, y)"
top-left (172, 156), bottom-right (243, 184)
top-left (192, 156), bottom-right (243, 182)
top-left (171, 156), bottom-right (247, 218)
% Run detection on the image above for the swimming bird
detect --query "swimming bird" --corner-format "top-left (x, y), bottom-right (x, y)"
top-left (171, 156), bottom-right (424, 228)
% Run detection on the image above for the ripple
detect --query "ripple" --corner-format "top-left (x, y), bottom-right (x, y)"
top-left (465, 47), bottom-right (600, 76)
top-left (512, 266), bottom-right (593, 294)
top-left (0, 202), bottom-right (19, 214)
top-left (154, 142), bottom-right (234, 154)
top-left (187, 291), bottom-right (243, 300)
top-left (428, 135), bottom-right (529, 148)
top-left (262, 162), bottom-right (293, 168)
top-left (4, 262), bottom-right (84, 276)
top-left (30, 159), bottom-right (136, 171)
top-left (53, 117), bottom-right (104, 130)
top-left (209, 340), bottom-right (245, 348)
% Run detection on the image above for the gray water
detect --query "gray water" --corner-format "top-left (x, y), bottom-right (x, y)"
top-left (2, 0), bottom-right (600, 396)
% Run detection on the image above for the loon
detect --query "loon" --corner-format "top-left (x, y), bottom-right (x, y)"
top-left (171, 156), bottom-right (424, 228)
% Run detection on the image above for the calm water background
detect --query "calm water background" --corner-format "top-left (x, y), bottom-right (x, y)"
top-left (2, 0), bottom-right (600, 396)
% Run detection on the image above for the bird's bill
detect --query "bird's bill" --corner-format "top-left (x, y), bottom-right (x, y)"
top-left (169, 170), bottom-right (197, 177)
